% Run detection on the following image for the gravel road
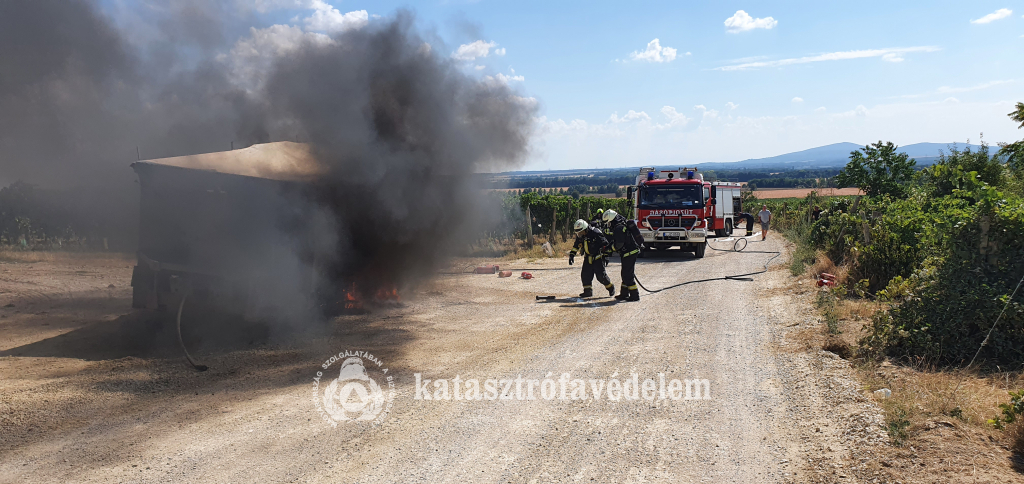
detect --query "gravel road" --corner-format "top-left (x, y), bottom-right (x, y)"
top-left (0, 238), bottom-right (887, 483)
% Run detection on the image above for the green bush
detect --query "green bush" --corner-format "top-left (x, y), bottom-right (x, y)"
top-left (860, 190), bottom-right (1024, 368)
top-left (989, 389), bottom-right (1024, 430)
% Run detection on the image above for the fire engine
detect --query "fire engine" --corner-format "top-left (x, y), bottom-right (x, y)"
top-left (626, 167), bottom-right (744, 258)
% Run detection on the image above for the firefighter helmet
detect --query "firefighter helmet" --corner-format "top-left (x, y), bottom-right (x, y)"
top-left (573, 219), bottom-right (588, 234)
top-left (601, 209), bottom-right (618, 222)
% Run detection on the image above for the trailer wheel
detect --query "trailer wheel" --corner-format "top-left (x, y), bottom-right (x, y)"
top-left (131, 265), bottom-right (157, 309)
top-left (694, 242), bottom-right (706, 258)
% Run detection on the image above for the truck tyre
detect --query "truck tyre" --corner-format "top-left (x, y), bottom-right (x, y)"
top-left (694, 242), bottom-right (706, 258)
top-left (725, 220), bottom-right (733, 236)
top-left (131, 265), bottom-right (156, 309)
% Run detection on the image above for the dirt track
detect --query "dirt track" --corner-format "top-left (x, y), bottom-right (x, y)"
top-left (0, 240), bottom-right (891, 483)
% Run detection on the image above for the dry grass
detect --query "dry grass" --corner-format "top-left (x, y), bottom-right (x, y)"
top-left (0, 249), bottom-right (134, 265)
top-left (834, 297), bottom-right (881, 322)
top-left (1008, 421), bottom-right (1024, 454)
top-left (808, 250), bottom-right (850, 286)
top-left (466, 236), bottom-right (576, 261)
top-left (511, 236), bottom-right (575, 260)
top-left (859, 362), bottom-right (1024, 430)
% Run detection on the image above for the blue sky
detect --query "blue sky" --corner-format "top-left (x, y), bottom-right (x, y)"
top-left (111, 1), bottom-right (1024, 170)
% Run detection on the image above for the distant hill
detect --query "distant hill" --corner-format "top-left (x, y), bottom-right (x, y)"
top-left (496, 141), bottom-right (985, 177)
top-left (692, 142), bottom-right (982, 171)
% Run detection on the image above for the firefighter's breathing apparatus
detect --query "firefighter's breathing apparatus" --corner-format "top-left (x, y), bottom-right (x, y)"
top-left (632, 236), bottom-right (781, 294)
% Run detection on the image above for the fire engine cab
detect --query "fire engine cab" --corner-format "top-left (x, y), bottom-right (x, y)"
top-left (626, 167), bottom-right (744, 258)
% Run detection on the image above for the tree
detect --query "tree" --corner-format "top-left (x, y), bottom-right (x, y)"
top-left (835, 141), bottom-right (916, 197)
top-left (921, 141), bottom-right (1005, 197)
top-left (998, 102), bottom-right (1024, 171)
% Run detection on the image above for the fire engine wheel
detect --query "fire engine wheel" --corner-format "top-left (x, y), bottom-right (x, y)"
top-left (725, 220), bottom-right (733, 236)
top-left (694, 243), bottom-right (706, 258)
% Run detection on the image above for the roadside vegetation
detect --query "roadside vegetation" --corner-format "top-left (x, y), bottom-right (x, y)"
top-left (767, 102), bottom-right (1024, 459)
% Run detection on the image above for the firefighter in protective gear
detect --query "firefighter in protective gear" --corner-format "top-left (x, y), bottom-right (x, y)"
top-left (739, 212), bottom-right (756, 236)
top-left (569, 219), bottom-right (615, 298)
top-left (602, 209), bottom-right (642, 302)
top-left (591, 208), bottom-right (605, 231)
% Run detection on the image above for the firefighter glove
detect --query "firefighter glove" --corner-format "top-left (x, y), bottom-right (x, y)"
top-left (569, 254), bottom-right (575, 265)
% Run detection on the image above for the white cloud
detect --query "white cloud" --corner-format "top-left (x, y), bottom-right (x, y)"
top-left (725, 102), bottom-right (738, 110)
top-left (452, 40), bottom-right (500, 61)
top-left (897, 79), bottom-right (1016, 99)
top-left (971, 8), bottom-right (1013, 24)
top-left (792, 97), bottom-right (804, 103)
top-left (724, 10), bottom-right (778, 33)
top-left (693, 104), bottom-right (719, 119)
top-left (881, 53), bottom-right (904, 62)
top-left (944, 97), bottom-right (960, 103)
top-left (715, 46), bottom-right (940, 71)
top-left (835, 105), bottom-right (869, 118)
top-left (494, 47), bottom-right (506, 56)
top-left (628, 38), bottom-right (678, 63)
top-left (610, 110), bottom-right (652, 123)
top-left (937, 79), bottom-right (1015, 94)
top-left (226, 24), bottom-right (333, 87)
top-left (660, 106), bottom-right (690, 126)
top-left (484, 73), bottom-right (525, 86)
top-left (814, 106), bottom-right (827, 112)
top-left (303, 1), bottom-right (367, 33)
top-left (474, 65), bottom-right (485, 70)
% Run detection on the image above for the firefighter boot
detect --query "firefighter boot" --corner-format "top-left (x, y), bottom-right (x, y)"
top-left (626, 289), bottom-right (641, 302)
top-left (579, 287), bottom-right (594, 298)
top-left (614, 285), bottom-right (629, 300)
top-left (605, 283), bottom-right (616, 296)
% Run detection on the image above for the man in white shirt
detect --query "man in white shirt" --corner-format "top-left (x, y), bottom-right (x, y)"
top-left (758, 205), bottom-right (772, 241)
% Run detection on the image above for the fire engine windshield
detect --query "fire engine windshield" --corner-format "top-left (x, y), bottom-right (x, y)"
top-left (638, 185), bottom-right (704, 209)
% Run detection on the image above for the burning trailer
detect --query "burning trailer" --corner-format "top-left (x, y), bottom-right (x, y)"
top-left (129, 142), bottom-right (330, 319)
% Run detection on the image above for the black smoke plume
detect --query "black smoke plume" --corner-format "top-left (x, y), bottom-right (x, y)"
top-left (0, 1), bottom-right (536, 320)
top-left (261, 14), bottom-right (534, 299)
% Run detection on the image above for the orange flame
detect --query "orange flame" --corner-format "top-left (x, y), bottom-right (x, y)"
top-left (374, 285), bottom-right (400, 302)
top-left (343, 283), bottom-right (363, 310)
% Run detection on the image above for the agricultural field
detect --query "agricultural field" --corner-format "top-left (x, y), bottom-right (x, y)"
top-left (751, 187), bottom-right (863, 199)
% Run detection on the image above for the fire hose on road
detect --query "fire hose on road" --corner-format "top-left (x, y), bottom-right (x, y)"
top-left (633, 236), bottom-right (781, 294)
